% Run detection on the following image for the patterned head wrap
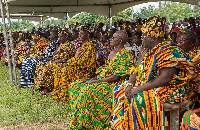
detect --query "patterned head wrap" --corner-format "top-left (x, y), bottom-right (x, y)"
top-left (142, 15), bottom-right (165, 38)
top-left (32, 35), bottom-right (39, 40)
top-left (58, 29), bottom-right (68, 35)
top-left (99, 31), bottom-right (108, 36)
top-left (80, 26), bottom-right (92, 33)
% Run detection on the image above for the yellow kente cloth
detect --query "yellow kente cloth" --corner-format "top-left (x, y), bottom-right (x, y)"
top-left (14, 39), bottom-right (30, 66)
top-left (34, 41), bottom-right (75, 90)
top-left (124, 41), bottom-right (196, 130)
top-left (52, 41), bottom-right (96, 102)
top-left (69, 48), bottom-right (135, 129)
top-left (186, 46), bottom-right (200, 102)
top-left (34, 38), bottom-right (50, 57)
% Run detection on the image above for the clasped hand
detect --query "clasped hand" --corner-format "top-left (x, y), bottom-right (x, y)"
top-left (125, 85), bottom-right (140, 101)
top-left (35, 56), bottom-right (43, 60)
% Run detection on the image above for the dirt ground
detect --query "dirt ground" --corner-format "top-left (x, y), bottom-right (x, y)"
top-left (0, 121), bottom-right (70, 130)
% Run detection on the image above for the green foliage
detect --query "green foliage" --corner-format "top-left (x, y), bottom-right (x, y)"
top-left (0, 64), bottom-right (72, 127)
top-left (194, 5), bottom-right (200, 18)
top-left (159, 2), bottom-right (194, 23)
top-left (134, 5), bottom-right (158, 20)
top-left (42, 19), bottom-right (68, 28)
top-left (70, 12), bottom-right (109, 25)
top-left (11, 20), bottom-right (35, 32)
top-left (112, 11), bottom-right (131, 22)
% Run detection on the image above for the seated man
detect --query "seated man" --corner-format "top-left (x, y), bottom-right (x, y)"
top-left (51, 26), bottom-right (96, 102)
top-left (69, 31), bottom-right (135, 129)
top-left (118, 16), bottom-right (196, 130)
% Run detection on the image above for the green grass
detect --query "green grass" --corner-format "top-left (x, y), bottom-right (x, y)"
top-left (0, 64), bottom-right (72, 128)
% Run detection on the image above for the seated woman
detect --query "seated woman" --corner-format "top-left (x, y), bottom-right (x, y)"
top-left (96, 31), bottom-right (111, 67)
top-left (178, 31), bottom-right (200, 103)
top-left (131, 31), bottom-right (143, 63)
top-left (19, 32), bottom-right (50, 87)
top-left (111, 47), bottom-right (147, 129)
top-left (14, 33), bottom-right (31, 69)
top-left (111, 31), bottom-right (144, 130)
top-left (34, 30), bottom-right (75, 94)
top-left (33, 30), bottom-right (59, 89)
top-left (51, 26), bottom-right (96, 102)
top-left (115, 16), bottom-right (196, 130)
top-left (69, 31), bottom-right (135, 129)
top-left (178, 31), bottom-right (200, 130)
top-left (71, 29), bottom-right (80, 51)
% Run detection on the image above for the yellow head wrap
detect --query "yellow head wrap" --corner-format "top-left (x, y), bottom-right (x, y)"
top-left (142, 15), bottom-right (165, 38)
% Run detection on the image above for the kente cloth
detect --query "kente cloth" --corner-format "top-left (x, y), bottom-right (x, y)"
top-left (124, 41), bottom-right (196, 130)
top-left (34, 38), bottom-right (50, 56)
top-left (1, 46), bottom-right (9, 65)
top-left (111, 60), bottom-right (144, 130)
top-left (34, 41), bottom-right (75, 90)
top-left (181, 109), bottom-right (200, 130)
top-left (42, 40), bottom-right (58, 58)
top-left (19, 38), bottom-right (50, 87)
top-left (34, 40), bottom-right (59, 88)
top-left (72, 39), bottom-right (81, 52)
top-left (95, 42), bottom-right (111, 67)
top-left (69, 48), bottom-right (135, 130)
top-left (51, 41), bottom-right (96, 102)
top-left (111, 81), bottom-right (130, 130)
top-left (20, 58), bottom-right (39, 87)
top-left (14, 39), bottom-right (31, 67)
top-left (186, 46), bottom-right (200, 103)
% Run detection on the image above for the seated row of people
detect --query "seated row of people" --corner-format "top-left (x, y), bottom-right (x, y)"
top-left (3, 15), bottom-right (200, 129)
top-left (68, 16), bottom-right (200, 129)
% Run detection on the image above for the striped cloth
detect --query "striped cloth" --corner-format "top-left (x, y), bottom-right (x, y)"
top-left (181, 109), bottom-right (200, 130)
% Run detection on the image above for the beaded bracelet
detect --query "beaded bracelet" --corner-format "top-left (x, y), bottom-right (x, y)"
top-left (130, 68), bottom-right (138, 75)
